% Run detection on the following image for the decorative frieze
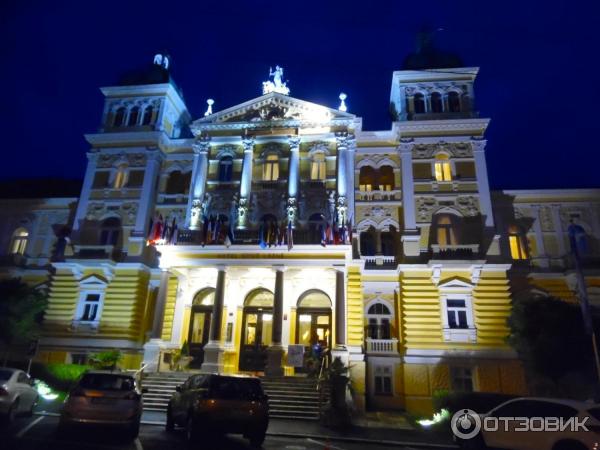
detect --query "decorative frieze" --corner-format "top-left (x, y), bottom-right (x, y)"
top-left (97, 152), bottom-right (147, 168)
top-left (412, 142), bottom-right (473, 159)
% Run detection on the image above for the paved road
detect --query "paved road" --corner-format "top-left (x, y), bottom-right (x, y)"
top-left (2, 414), bottom-right (454, 450)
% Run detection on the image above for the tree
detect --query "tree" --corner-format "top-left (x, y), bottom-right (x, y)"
top-left (0, 278), bottom-right (48, 365)
top-left (508, 294), bottom-right (598, 396)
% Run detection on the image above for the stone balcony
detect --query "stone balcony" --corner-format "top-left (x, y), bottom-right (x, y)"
top-left (361, 255), bottom-right (397, 270)
top-left (355, 189), bottom-right (401, 202)
top-left (365, 338), bottom-right (399, 355)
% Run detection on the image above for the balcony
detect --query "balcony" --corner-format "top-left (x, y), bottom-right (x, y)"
top-left (361, 255), bottom-right (397, 269)
top-left (177, 228), bottom-right (349, 246)
top-left (355, 189), bottom-right (401, 202)
top-left (430, 244), bottom-right (479, 260)
top-left (365, 338), bottom-right (399, 355)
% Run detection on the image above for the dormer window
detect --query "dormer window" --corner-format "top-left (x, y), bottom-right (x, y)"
top-left (113, 107), bottom-right (126, 127)
top-left (127, 106), bottom-right (140, 126)
top-left (434, 154), bottom-right (452, 182)
top-left (219, 156), bottom-right (233, 182)
top-left (113, 164), bottom-right (128, 189)
top-left (263, 154), bottom-right (279, 181)
top-left (310, 152), bottom-right (326, 181)
top-left (431, 92), bottom-right (443, 113)
top-left (414, 93), bottom-right (426, 114)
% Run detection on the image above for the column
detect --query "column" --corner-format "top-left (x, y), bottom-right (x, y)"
top-left (72, 153), bottom-right (99, 232)
top-left (399, 142), bottom-right (420, 256)
top-left (335, 132), bottom-right (349, 224)
top-left (134, 150), bottom-right (162, 234)
top-left (550, 205), bottom-right (567, 256)
top-left (266, 267), bottom-right (285, 377)
top-left (185, 137), bottom-right (210, 229)
top-left (335, 269), bottom-right (346, 348)
top-left (345, 135), bottom-right (356, 224)
top-left (531, 205), bottom-right (549, 268)
top-left (471, 139), bottom-right (495, 227)
top-left (286, 136), bottom-right (301, 224)
top-left (238, 137), bottom-right (255, 229)
top-left (143, 269), bottom-right (170, 372)
top-left (201, 267), bottom-right (227, 373)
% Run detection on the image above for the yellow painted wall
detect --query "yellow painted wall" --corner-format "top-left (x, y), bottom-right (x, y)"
top-left (160, 275), bottom-right (179, 341)
top-left (347, 267), bottom-right (364, 346)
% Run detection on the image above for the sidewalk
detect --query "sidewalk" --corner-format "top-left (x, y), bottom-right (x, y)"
top-left (141, 410), bottom-right (457, 448)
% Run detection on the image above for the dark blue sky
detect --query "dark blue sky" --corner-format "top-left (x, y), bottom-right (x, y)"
top-left (1, 0), bottom-right (597, 190)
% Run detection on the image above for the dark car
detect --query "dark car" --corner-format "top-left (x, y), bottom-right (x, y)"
top-left (166, 373), bottom-right (269, 447)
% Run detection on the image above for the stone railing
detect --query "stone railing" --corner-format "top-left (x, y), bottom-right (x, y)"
top-left (365, 338), bottom-right (399, 355)
top-left (361, 255), bottom-right (397, 269)
top-left (355, 189), bottom-right (401, 202)
top-left (430, 244), bottom-right (479, 260)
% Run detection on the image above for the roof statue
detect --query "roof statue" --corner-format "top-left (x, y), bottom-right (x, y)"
top-left (262, 65), bottom-right (290, 95)
top-left (338, 93), bottom-right (348, 112)
top-left (204, 99), bottom-right (214, 116)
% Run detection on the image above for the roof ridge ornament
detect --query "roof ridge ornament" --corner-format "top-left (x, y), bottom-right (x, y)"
top-left (204, 99), bottom-right (214, 117)
top-left (338, 92), bottom-right (348, 112)
top-left (262, 65), bottom-right (290, 95)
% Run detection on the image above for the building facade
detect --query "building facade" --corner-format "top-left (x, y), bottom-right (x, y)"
top-left (1, 56), bottom-right (599, 415)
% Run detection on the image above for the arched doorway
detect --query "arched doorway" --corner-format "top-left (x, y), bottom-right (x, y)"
top-left (296, 290), bottom-right (332, 373)
top-left (188, 288), bottom-right (215, 368)
top-left (239, 288), bottom-right (274, 371)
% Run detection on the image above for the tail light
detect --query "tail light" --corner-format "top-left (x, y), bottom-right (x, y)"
top-left (0, 386), bottom-right (8, 396)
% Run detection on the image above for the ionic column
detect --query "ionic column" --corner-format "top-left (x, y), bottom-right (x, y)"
top-left (238, 137), bottom-right (255, 229)
top-left (287, 136), bottom-right (301, 224)
top-left (202, 266), bottom-right (227, 373)
top-left (345, 135), bottom-right (356, 224)
top-left (335, 132), bottom-right (350, 224)
top-left (185, 137), bottom-right (210, 229)
top-left (72, 153), bottom-right (99, 232)
top-left (471, 139), bottom-right (495, 227)
top-left (550, 205), bottom-right (567, 256)
top-left (266, 267), bottom-right (285, 377)
top-left (335, 269), bottom-right (346, 348)
top-left (150, 269), bottom-right (170, 339)
top-left (135, 150), bottom-right (162, 234)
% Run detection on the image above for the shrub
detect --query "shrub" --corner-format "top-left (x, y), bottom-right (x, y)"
top-left (89, 350), bottom-right (122, 370)
top-left (31, 363), bottom-right (90, 391)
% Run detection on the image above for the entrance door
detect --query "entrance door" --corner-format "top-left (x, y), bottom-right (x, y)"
top-left (239, 288), bottom-right (274, 372)
top-left (188, 288), bottom-right (215, 368)
top-left (297, 311), bottom-right (331, 350)
top-left (188, 307), bottom-right (211, 367)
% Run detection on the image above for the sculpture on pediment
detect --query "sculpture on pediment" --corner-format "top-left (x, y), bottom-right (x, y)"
top-left (262, 65), bottom-right (290, 95)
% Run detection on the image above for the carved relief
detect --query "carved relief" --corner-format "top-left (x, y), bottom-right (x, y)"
top-left (455, 196), bottom-right (480, 216)
top-left (97, 152), bottom-right (146, 168)
top-left (120, 203), bottom-right (138, 226)
top-left (412, 143), bottom-right (473, 159)
top-left (416, 197), bottom-right (437, 222)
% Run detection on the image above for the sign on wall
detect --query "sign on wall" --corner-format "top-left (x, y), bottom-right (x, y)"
top-left (287, 344), bottom-right (304, 367)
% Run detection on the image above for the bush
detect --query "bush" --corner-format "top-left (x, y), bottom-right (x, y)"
top-left (437, 391), bottom-right (517, 415)
top-left (31, 363), bottom-right (90, 391)
top-left (89, 350), bottom-right (122, 370)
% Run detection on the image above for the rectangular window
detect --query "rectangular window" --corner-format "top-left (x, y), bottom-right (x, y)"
top-left (446, 299), bottom-right (468, 329)
top-left (92, 171), bottom-right (110, 188)
top-left (311, 155), bottom-right (326, 180)
top-left (450, 367), bottom-right (474, 392)
top-left (359, 184), bottom-right (372, 192)
top-left (509, 234), bottom-right (528, 260)
top-left (434, 162), bottom-right (452, 181)
top-left (80, 294), bottom-right (101, 321)
top-left (374, 366), bottom-right (393, 395)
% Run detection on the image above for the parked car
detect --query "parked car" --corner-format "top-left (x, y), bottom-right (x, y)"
top-left (0, 368), bottom-right (38, 422)
top-left (59, 371), bottom-right (144, 440)
top-left (456, 397), bottom-right (600, 450)
top-left (166, 373), bottom-right (269, 447)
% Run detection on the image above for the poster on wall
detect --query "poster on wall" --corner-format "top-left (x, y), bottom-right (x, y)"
top-left (287, 344), bottom-right (305, 367)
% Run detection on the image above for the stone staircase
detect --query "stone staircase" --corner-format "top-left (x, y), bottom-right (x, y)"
top-left (141, 372), bottom-right (328, 421)
top-left (261, 377), bottom-right (328, 421)
top-left (142, 372), bottom-right (190, 411)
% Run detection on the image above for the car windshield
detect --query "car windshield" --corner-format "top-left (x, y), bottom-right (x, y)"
top-left (0, 369), bottom-right (13, 381)
top-left (211, 377), bottom-right (263, 401)
top-left (79, 374), bottom-right (135, 391)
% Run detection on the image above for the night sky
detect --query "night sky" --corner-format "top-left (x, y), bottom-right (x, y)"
top-left (1, 0), bottom-right (598, 191)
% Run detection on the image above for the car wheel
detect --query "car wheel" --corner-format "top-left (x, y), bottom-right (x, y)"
top-left (553, 440), bottom-right (588, 450)
top-left (249, 431), bottom-right (266, 449)
top-left (26, 396), bottom-right (38, 417)
top-left (6, 399), bottom-right (19, 423)
top-left (165, 408), bottom-right (175, 433)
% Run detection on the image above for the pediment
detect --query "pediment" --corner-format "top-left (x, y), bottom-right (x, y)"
top-left (191, 92), bottom-right (356, 133)
top-left (79, 274), bottom-right (108, 286)
top-left (437, 277), bottom-right (473, 290)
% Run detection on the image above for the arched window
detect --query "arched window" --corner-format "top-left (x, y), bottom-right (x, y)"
top-left (193, 288), bottom-right (215, 306)
top-left (218, 156), bottom-right (233, 182)
top-left (297, 290), bottom-right (332, 309)
top-left (10, 228), bottom-right (28, 255)
top-left (508, 225), bottom-right (528, 260)
top-left (448, 91), bottom-right (461, 113)
top-left (100, 217), bottom-right (121, 246)
top-left (310, 152), bottom-right (327, 181)
top-left (263, 154), bottom-right (279, 181)
top-left (113, 164), bottom-right (128, 189)
top-left (360, 232), bottom-right (376, 256)
top-left (359, 166), bottom-right (376, 191)
top-left (142, 106), bottom-right (154, 125)
top-left (113, 107), bottom-right (126, 127)
top-left (431, 92), bottom-right (443, 113)
top-left (435, 214), bottom-right (458, 247)
top-left (127, 106), bottom-right (140, 126)
top-left (434, 154), bottom-right (452, 182)
top-left (414, 93), bottom-right (425, 114)
top-left (366, 302), bottom-right (392, 339)
top-left (378, 166), bottom-right (395, 191)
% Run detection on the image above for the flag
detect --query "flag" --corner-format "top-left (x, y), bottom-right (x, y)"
top-left (224, 233), bottom-right (232, 248)
top-left (226, 219), bottom-right (235, 246)
top-left (146, 215), bottom-right (155, 241)
top-left (169, 219), bottom-right (178, 245)
top-left (320, 223), bottom-right (327, 247)
top-left (202, 215), bottom-right (209, 246)
top-left (259, 223), bottom-right (267, 249)
top-left (152, 215), bottom-right (164, 242)
top-left (347, 215), bottom-right (353, 244)
top-left (325, 222), bottom-right (332, 244)
top-left (287, 221), bottom-right (293, 251)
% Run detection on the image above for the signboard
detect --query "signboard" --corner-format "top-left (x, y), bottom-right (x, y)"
top-left (287, 344), bottom-right (305, 368)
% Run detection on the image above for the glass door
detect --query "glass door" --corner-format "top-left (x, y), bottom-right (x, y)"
top-left (296, 309), bottom-right (331, 373)
top-left (239, 308), bottom-right (273, 371)
top-left (188, 307), bottom-right (212, 367)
